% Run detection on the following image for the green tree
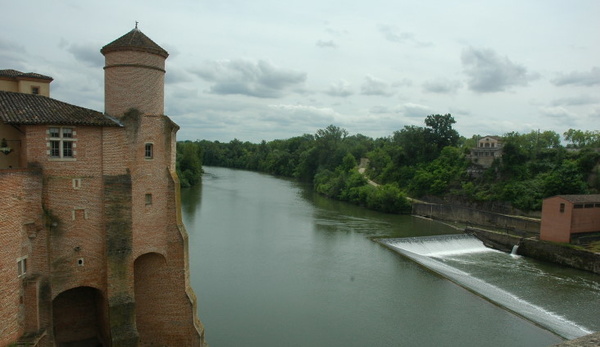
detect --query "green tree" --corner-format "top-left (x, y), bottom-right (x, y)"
top-left (176, 141), bottom-right (203, 187)
top-left (424, 113), bottom-right (460, 151)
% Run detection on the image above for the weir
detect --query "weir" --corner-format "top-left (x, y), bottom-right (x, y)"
top-left (381, 234), bottom-right (593, 340)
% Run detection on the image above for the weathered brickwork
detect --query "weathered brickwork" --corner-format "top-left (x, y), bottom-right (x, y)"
top-left (0, 169), bottom-right (43, 343)
top-left (0, 27), bottom-right (205, 346)
top-left (104, 50), bottom-right (165, 117)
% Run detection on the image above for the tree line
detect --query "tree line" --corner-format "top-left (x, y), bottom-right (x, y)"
top-left (177, 114), bottom-right (600, 214)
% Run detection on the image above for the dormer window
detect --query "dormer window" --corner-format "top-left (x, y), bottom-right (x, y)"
top-left (49, 127), bottom-right (75, 159)
top-left (31, 86), bottom-right (40, 95)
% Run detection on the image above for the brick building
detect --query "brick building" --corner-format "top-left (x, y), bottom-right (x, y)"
top-left (540, 195), bottom-right (600, 243)
top-left (0, 27), bottom-right (206, 346)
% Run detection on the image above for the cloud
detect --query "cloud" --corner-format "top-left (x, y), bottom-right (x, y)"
top-left (539, 106), bottom-right (577, 119)
top-left (267, 104), bottom-right (339, 124)
top-left (192, 59), bottom-right (307, 98)
top-left (165, 67), bottom-right (194, 84)
top-left (397, 103), bottom-right (432, 118)
top-left (361, 75), bottom-right (391, 96)
top-left (316, 40), bottom-right (337, 48)
top-left (0, 38), bottom-right (28, 68)
top-left (325, 79), bottom-right (353, 97)
top-left (551, 95), bottom-right (598, 106)
top-left (461, 47), bottom-right (537, 93)
top-left (62, 40), bottom-right (104, 67)
top-left (551, 67), bottom-right (600, 87)
top-left (422, 78), bottom-right (462, 94)
top-left (378, 24), bottom-right (432, 47)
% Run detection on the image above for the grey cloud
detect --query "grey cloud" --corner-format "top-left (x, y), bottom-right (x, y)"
top-left (193, 59), bottom-right (306, 98)
top-left (369, 105), bottom-right (390, 114)
top-left (398, 103), bottom-right (432, 118)
top-left (423, 78), bottom-right (462, 94)
top-left (0, 38), bottom-right (27, 68)
top-left (325, 80), bottom-right (353, 97)
top-left (361, 75), bottom-right (391, 96)
top-left (378, 24), bottom-right (432, 47)
top-left (316, 40), bottom-right (338, 48)
top-left (165, 68), bottom-right (194, 84)
top-left (551, 67), bottom-right (600, 87)
top-left (63, 41), bottom-right (104, 67)
top-left (461, 47), bottom-right (537, 93)
top-left (392, 78), bottom-right (413, 88)
top-left (551, 95), bottom-right (598, 106)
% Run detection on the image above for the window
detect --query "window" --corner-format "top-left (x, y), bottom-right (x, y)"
top-left (145, 193), bottom-right (153, 205)
top-left (17, 257), bottom-right (27, 277)
top-left (31, 86), bottom-right (40, 95)
top-left (559, 203), bottom-right (565, 213)
top-left (49, 127), bottom-right (75, 159)
top-left (145, 143), bottom-right (153, 159)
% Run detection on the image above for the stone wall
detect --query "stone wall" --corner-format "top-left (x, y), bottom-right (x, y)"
top-left (468, 228), bottom-right (600, 275)
top-left (413, 202), bottom-right (540, 236)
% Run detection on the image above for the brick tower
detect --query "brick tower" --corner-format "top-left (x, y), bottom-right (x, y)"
top-left (99, 26), bottom-right (206, 346)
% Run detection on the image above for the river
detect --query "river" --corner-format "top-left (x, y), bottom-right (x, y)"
top-left (181, 167), bottom-right (599, 347)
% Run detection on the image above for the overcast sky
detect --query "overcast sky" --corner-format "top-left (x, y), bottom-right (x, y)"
top-left (2, 1), bottom-right (599, 142)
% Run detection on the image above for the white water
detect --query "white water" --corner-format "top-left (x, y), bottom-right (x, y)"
top-left (384, 235), bottom-right (593, 340)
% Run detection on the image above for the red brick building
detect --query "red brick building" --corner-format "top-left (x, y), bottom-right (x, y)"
top-left (540, 195), bottom-right (600, 243)
top-left (0, 27), bottom-right (206, 346)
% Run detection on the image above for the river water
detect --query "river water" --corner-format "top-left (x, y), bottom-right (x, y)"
top-left (181, 167), bottom-right (599, 347)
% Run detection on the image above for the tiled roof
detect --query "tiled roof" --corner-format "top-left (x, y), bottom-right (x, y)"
top-left (0, 69), bottom-right (53, 81)
top-left (558, 195), bottom-right (600, 203)
top-left (0, 91), bottom-right (121, 127)
top-left (101, 28), bottom-right (168, 58)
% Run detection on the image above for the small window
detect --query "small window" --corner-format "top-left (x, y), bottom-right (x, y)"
top-left (584, 204), bottom-right (594, 208)
top-left (559, 203), bottom-right (565, 213)
top-left (73, 178), bottom-right (82, 189)
top-left (145, 143), bottom-right (153, 159)
top-left (31, 86), bottom-right (40, 95)
top-left (17, 257), bottom-right (27, 277)
top-left (145, 193), bottom-right (153, 205)
top-left (574, 204), bottom-right (584, 209)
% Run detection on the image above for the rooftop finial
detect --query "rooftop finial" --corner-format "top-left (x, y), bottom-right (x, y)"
top-left (135, 21), bottom-right (139, 30)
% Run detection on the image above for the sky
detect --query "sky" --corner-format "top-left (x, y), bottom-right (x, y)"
top-left (2, 1), bottom-right (599, 143)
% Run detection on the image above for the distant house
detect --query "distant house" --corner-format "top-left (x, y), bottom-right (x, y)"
top-left (0, 69), bottom-right (53, 97)
top-left (469, 136), bottom-right (503, 168)
top-left (540, 195), bottom-right (600, 243)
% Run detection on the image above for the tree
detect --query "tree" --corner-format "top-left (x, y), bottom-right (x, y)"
top-left (176, 141), bottom-right (203, 187)
top-left (564, 129), bottom-right (600, 148)
top-left (424, 114), bottom-right (459, 151)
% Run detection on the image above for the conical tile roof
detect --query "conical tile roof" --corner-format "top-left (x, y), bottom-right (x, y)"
top-left (101, 27), bottom-right (168, 58)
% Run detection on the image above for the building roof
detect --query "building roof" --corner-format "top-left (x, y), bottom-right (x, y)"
top-left (0, 69), bottom-right (53, 81)
top-left (101, 27), bottom-right (168, 58)
top-left (555, 195), bottom-right (600, 203)
top-left (479, 135), bottom-right (502, 141)
top-left (0, 91), bottom-right (121, 127)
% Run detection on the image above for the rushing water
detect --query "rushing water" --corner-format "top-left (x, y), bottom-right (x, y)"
top-left (181, 167), bottom-right (599, 347)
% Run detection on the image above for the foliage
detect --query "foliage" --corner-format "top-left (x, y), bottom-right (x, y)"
top-left (176, 141), bottom-right (203, 187)
top-left (177, 115), bottom-right (599, 213)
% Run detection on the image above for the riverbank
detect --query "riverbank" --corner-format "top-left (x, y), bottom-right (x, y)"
top-left (467, 227), bottom-right (600, 275)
